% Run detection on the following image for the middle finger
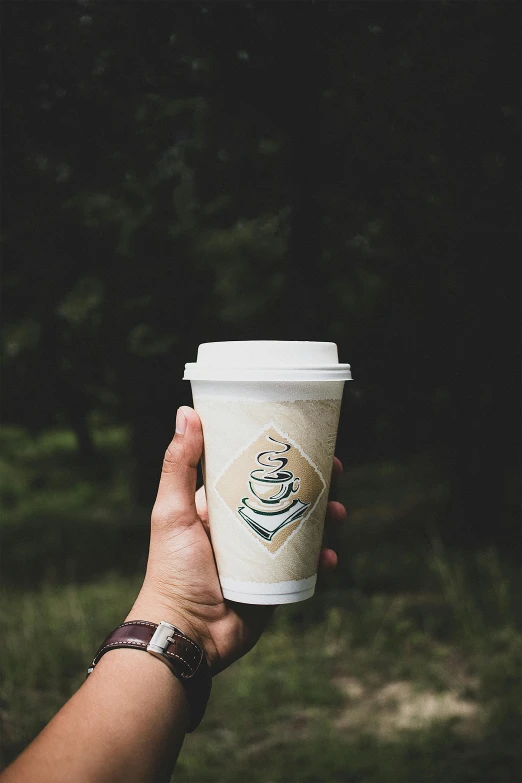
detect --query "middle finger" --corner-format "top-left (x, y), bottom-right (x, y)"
top-left (326, 499), bottom-right (347, 524)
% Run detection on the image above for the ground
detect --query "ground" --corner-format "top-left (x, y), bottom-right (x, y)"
top-left (0, 425), bottom-right (520, 781)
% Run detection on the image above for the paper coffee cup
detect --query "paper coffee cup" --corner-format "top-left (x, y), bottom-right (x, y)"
top-left (184, 341), bottom-right (352, 605)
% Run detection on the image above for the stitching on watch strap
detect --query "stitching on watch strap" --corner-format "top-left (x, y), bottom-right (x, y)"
top-left (118, 620), bottom-right (157, 629)
top-left (164, 650), bottom-right (197, 676)
top-left (166, 632), bottom-right (203, 666)
top-left (95, 640), bottom-right (195, 676)
top-left (164, 629), bottom-right (201, 655)
top-left (92, 639), bottom-right (148, 665)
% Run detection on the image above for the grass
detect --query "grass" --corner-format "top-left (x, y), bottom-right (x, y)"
top-left (0, 424), bottom-right (521, 781)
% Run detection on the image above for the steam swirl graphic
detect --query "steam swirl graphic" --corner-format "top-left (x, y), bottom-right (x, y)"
top-left (257, 437), bottom-right (290, 473)
top-left (253, 437), bottom-right (292, 478)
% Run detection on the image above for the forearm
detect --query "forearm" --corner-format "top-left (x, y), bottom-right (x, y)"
top-left (2, 649), bottom-right (188, 783)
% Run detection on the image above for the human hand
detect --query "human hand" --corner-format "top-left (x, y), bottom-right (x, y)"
top-left (127, 406), bottom-right (346, 675)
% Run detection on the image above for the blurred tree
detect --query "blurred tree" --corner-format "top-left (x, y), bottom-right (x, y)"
top-left (2, 2), bottom-right (519, 542)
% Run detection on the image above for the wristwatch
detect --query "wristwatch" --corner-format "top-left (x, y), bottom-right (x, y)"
top-left (87, 620), bottom-right (212, 732)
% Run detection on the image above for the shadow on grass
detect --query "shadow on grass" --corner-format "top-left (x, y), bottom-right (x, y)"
top-left (178, 700), bottom-right (521, 783)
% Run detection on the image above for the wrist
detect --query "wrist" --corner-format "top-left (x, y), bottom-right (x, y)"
top-left (126, 588), bottom-right (216, 670)
top-left (87, 619), bottom-right (212, 733)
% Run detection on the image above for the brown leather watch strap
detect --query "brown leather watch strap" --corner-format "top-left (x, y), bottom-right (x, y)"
top-left (87, 620), bottom-right (212, 732)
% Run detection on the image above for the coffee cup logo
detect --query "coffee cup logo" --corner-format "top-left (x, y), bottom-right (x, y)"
top-left (238, 437), bottom-right (309, 541)
top-left (214, 424), bottom-right (326, 555)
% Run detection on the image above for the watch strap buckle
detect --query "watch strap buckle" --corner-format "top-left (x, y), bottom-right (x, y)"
top-left (146, 621), bottom-right (177, 655)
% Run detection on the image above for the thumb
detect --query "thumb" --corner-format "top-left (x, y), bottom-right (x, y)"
top-left (152, 406), bottom-right (203, 529)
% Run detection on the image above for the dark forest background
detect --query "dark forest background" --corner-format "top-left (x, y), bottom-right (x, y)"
top-left (3, 1), bottom-right (520, 539)
top-left (1, 2), bottom-right (520, 780)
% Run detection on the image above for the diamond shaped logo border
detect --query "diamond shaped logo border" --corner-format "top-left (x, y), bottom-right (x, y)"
top-left (212, 422), bottom-right (327, 560)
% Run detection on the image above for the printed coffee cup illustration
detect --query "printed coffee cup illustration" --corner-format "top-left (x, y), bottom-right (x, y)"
top-left (239, 436), bottom-right (309, 541)
top-left (215, 425), bottom-right (326, 555)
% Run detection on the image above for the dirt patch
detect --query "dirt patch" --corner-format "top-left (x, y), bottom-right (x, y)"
top-left (333, 677), bottom-right (481, 739)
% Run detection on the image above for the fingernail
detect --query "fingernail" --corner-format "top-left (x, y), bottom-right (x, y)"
top-left (175, 407), bottom-right (187, 435)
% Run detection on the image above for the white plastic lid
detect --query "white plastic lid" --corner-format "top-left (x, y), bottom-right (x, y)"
top-left (183, 341), bottom-right (352, 381)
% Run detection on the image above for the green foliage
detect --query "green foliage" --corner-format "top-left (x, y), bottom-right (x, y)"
top-left (0, 425), bottom-right (142, 586)
top-left (0, 424), bottom-right (130, 518)
top-left (197, 211), bottom-right (289, 324)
